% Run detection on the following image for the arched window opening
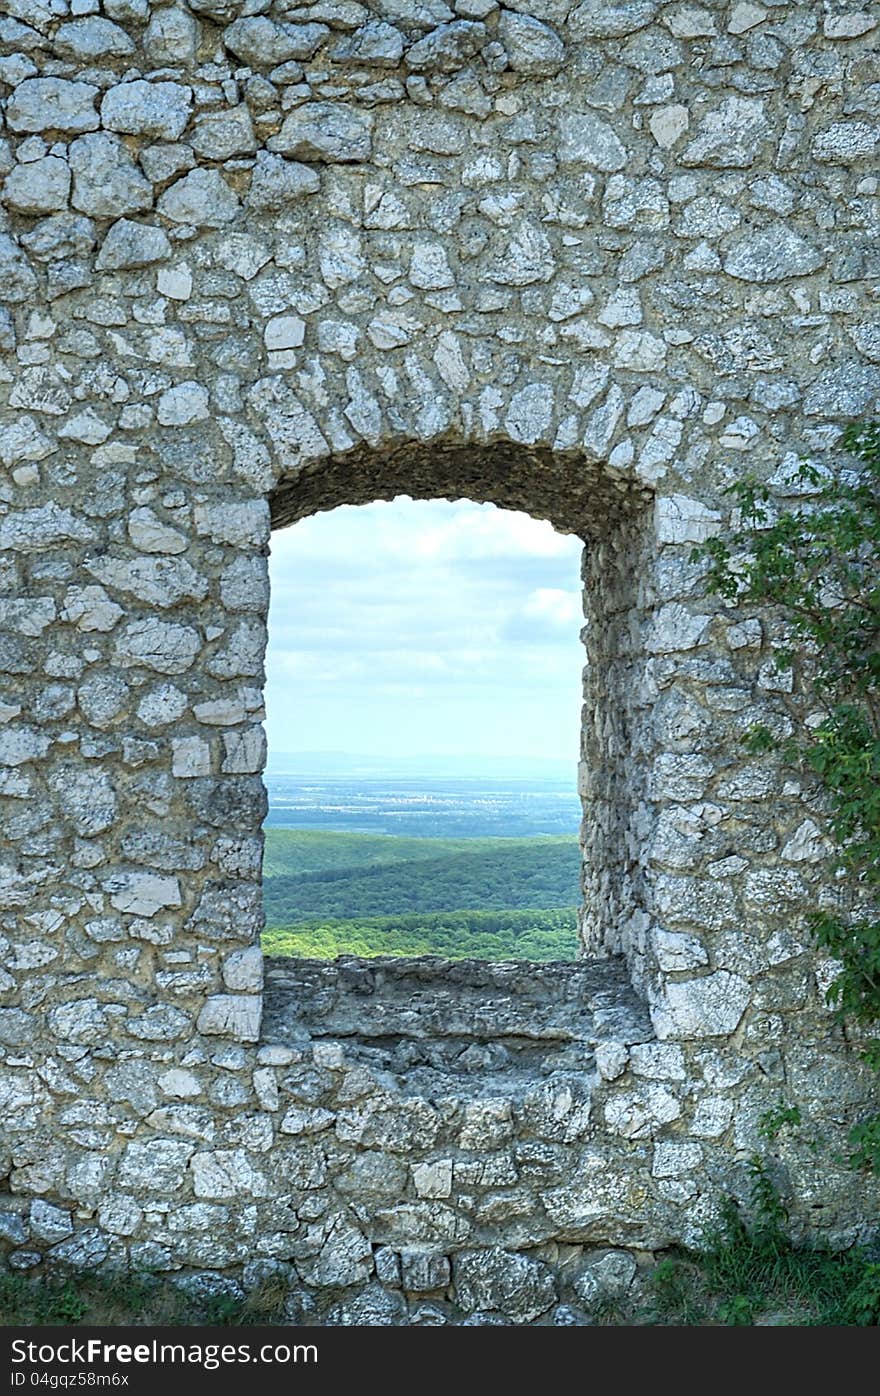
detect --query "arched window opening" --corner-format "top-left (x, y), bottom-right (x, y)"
top-left (262, 496), bottom-right (585, 968)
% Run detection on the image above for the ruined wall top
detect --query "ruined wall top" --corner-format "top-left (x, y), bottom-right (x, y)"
top-left (1, 0), bottom-right (878, 507)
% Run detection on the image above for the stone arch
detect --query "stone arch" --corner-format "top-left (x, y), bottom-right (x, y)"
top-left (264, 432), bottom-right (656, 984)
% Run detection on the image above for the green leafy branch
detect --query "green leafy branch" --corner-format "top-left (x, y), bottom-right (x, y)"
top-left (692, 421), bottom-right (880, 1170)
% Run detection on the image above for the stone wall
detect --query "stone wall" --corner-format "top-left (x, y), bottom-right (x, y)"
top-left (1, 0), bottom-right (880, 1323)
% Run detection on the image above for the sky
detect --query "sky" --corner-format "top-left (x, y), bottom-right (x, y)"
top-left (265, 497), bottom-right (586, 769)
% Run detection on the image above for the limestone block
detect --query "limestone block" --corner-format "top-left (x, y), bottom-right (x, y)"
top-left (268, 103), bottom-right (373, 162)
top-left (454, 1248), bottom-right (556, 1322)
top-left (118, 1139), bottom-right (195, 1192)
top-left (7, 78), bottom-right (100, 134)
top-left (197, 995), bottom-right (262, 1042)
top-left (54, 17), bottom-right (135, 60)
top-left (157, 170), bottom-right (240, 226)
top-left (222, 945), bottom-right (264, 993)
top-left (558, 110), bottom-right (627, 171)
top-left (412, 1159), bottom-right (453, 1198)
top-left (2, 157), bottom-right (70, 216)
top-left (101, 81), bottom-right (193, 140)
top-left (652, 972), bottom-right (752, 1040)
top-left (498, 13), bottom-right (564, 75)
top-left (107, 872), bottom-right (182, 917)
top-left (30, 1200), bottom-right (74, 1244)
top-left (406, 21), bottom-right (487, 72)
top-left (191, 1149), bottom-right (266, 1199)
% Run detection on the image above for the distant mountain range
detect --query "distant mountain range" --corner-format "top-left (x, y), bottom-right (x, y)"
top-left (266, 750), bottom-right (576, 784)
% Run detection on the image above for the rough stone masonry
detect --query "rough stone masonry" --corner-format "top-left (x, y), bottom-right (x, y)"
top-left (1, 0), bottom-right (880, 1325)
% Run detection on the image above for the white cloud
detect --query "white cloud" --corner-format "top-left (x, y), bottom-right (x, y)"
top-left (265, 498), bottom-right (585, 760)
top-left (523, 588), bottom-right (582, 626)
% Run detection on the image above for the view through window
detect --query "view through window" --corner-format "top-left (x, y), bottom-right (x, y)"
top-left (262, 497), bottom-right (585, 964)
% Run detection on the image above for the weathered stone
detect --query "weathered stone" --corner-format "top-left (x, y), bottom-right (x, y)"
top-left (7, 78), bottom-right (100, 134)
top-left (454, 1249), bottom-right (556, 1322)
top-left (128, 508), bottom-right (188, 555)
top-left (723, 223), bottom-right (824, 283)
top-left (824, 13), bottom-right (877, 39)
top-left (197, 995), bottom-right (262, 1042)
top-left (144, 6), bottom-right (199, 65)
top-left (101, 81), bottom-right (193, 141)
top-left (406, 21), bottom-right (487, 73)
top-left (69, 133), bottom-right (153, 218)
top-left (498, 13), bottom-right (564, 75)
top-left (30, 1200), bottom-right (74, 1244)
top-left (95, 220), bottom-right (172, 271)
top-left (191, 106), bottom-right (257, 161)
top-left (681, 96), bottom-right (770, 167)
top-left (224, 17), bottom-right (322, 67)
top-left (157, 169), bottom-right (240, 226)
top-left (803, 363), bottom-right (880, 418)
top-left (568, 3), bottom-right (657, 38)
top-left (118, 1140), bottom-right (195, 1192)
top-left (330, 21), bottom-right (404, 67)
top-left (112, 620), bottom-right (200, 674)
top-left (558, 110), bottom-right (627, 171)
top-left (54, 17), bottom-right (135, 60)
top-left (652, 972), bottom-right (752, 1040)
top-left (573, 1250), bottom-right (637, 1306)
top-left (2, 157), bottom-right (70, 216)
top-left (157, 382), bottom-right (211, 426)
top-left (811, 123), bottom-right (880, 165)
top-left (268, 103), bottom-right (373, 162)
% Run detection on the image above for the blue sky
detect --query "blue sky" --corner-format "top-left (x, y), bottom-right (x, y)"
top-left (265, 497), bottom-right (585, 766)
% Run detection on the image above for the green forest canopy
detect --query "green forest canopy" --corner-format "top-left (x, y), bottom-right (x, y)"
top-left (261, 829), bottom-right (581, 962)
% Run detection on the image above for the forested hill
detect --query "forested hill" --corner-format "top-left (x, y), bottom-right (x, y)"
top-left (261, 829), bottom-right (582, 962)
top-left (262, 830), bottom-right (580, 922)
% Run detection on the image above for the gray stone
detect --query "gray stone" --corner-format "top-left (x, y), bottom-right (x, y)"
top-left (723, 223), bottom-right (824, 282)
top-left (573, 1250), bottom-right (637, 1306)
top-left (379, 0), bottom-right (455, 28)
top-left (144, 6), bottom-right (199, 65)
top-left (191, 106), bottom-right (257, 160)
top-left (0, 1213), bottom-right (28, 1246)
top-left (197, 995), bottom-right (262, 1042)
top-left (6, 78), bottom-right (100, 134)
top-left (246, 153), bottom-right (320, 213)
top-left (455, 1248), bottom-right (557, 1322)
top-left (101, 81), bottom-right (193, 141)
top-left (2, 157), bottom-right (70, 216)
top-left (568, 3), bottom-right (658, 38)
top-left (112, 619), bottom-right (200, 675)
top-left (21, 214), bottom-right (96, 263)
top-left (49, 1230), bottom-right (110, 1269)
top-left (682, 96), bottom-right (771, 167)
top-left (118, 1139), bottom-right (195, 1192)
top-left (330, 21), bottom-right (404, 67)
top-left (652, 972), bottom-right (752, 1040)
top-left (811, 122), bottom-right (880, 164)
top-left (54, 18), bottom-right (135, 60)
top-left (559, 110), bottom-right (628, 171)
top-left (498, 13), bottom-right (565, 75)
top-left (95, 219), bottom-right (172, 271)
top-left (401, 1251), bottom-right (450, 1291)
top-left (268, 103), bottom-right (374, 163)
top-left (157, 169), bottom-right (240, 226)
top-left (0, 234), bottom-right (37, 303)
top-left (405, 21), bottom-right (487, 72)
top-left (803, 363), bottom-right (880, 418)
top-left (223, 18), bottom-right (320, 67)
top-left (30, 1200), bottom-right (74, 1245)
top-left (69, 133), bottom-right (153, 218)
